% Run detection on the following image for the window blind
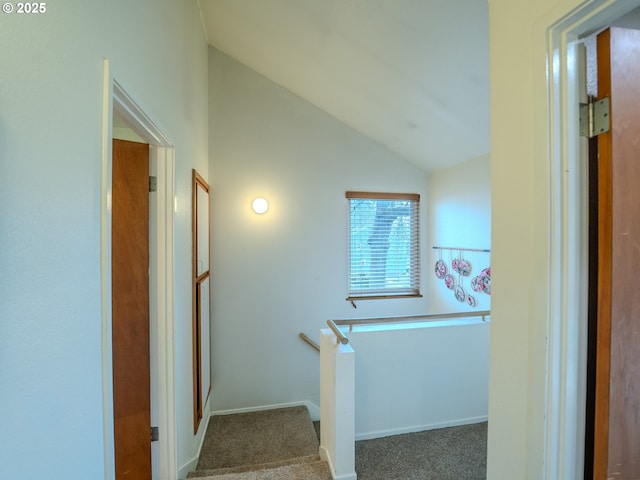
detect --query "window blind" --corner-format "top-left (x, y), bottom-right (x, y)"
top-left (346, 192), bottom-right (421, 299)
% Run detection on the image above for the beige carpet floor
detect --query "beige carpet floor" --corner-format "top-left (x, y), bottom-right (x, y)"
top-left (355, 422), bottom-right (487, 480)
top-left (189, 405), bottom-right (487, 480)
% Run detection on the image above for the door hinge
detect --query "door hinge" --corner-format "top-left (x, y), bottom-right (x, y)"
top-left (151, 426), bottom-right (159, 442)
top-left (149, 176), bottom-right (157, 193)
top-left (580, 97), bottom-right (610, 138)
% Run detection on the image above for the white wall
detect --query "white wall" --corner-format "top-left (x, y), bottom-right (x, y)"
top-left (0, 2), bottom-right (208, 478)
top-left (349, 320), bottom-right (489, 440)
top-left (427, 154), bottom-right (491, 314)
top-left (488, 2), bottom-right (559, 476)
top-left (208, 47), bottom-right (430, 414)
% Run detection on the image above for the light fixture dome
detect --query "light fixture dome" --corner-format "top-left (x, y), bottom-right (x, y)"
top-left (252, 197), bottom-right (269, 214)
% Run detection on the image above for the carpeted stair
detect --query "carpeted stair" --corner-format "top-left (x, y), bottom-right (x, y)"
top-left (188, 406), bottom-right (332, 480)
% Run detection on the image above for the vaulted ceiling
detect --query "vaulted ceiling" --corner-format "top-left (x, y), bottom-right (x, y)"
top-left (197, 0), bottom-right (490, 172)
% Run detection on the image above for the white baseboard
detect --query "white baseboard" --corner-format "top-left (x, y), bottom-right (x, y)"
top-left (212, 400), bottom-right (321, 421)
top-left (334, 472), bottom-right (358, 480)
top-left (178, 455), bottom-right (198, 480)
top-left (355, 415), bottom-right (488, 441)
top-left (320, 445), bottom-right (357, 480)
top-left (178, 410), bottom-right (212, 479)
top-left (319, 445), bottom-right (332, 470)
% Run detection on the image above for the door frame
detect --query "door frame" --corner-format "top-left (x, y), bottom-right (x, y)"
top-left (538, 0), bottom-right (640, 478)
top-left (100, 59), bottom-right (177, 480)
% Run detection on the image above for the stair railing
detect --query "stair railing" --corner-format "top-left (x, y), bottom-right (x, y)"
top-left (320, 310), bottom-right (490, 480)
top-left (299, 332), bottom-right (320, 352)
top-left (326, 310), bottom-right (490, 345)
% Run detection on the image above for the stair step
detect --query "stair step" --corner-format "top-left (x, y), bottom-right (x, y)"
top-left (189, 406), bottom-right (330, 479)
top-left (187, 454), bottom-right (322, 477)
top-left (187, 458), bottom-right (332, 480)
top-left (195, 406), bottom-right (319, 471)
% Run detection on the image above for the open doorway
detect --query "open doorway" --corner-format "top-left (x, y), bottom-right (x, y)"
top-left (100, 63), bottom-right (178, 480)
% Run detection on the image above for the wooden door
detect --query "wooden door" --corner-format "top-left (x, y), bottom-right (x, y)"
top-left (593, 27), bottom-right (640, 479)
top-left (112, 139), bottom-right (151, 479)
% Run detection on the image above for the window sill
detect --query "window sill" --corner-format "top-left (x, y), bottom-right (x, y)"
top-left (346, 293), bottom-right (423, 301)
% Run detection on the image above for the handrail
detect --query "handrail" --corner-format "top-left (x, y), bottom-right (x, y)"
top-left (335, 310), bottom-right (491, 327)
top-left (327, 310), bottom-right (490, 345)
top-left (326, 320), bottom-right (350, 345)
top-left (432, 246), bottom-right (491, 253)
top-left (299, 332), bottom-right (320, 352)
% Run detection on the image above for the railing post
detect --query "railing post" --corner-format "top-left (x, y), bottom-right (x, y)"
top-left (319, 328), bottom-right (357, 480)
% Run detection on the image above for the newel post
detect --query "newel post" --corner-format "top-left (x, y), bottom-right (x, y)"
top-left (319, 328), bottom-right (357, 480)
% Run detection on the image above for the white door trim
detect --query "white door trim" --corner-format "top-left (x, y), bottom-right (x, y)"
top-left (539, 1), bottom-right (640, 478)
top-left (101, 59), bottom-right (178, 480)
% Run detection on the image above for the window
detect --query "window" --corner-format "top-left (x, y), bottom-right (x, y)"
top-left (346, 191), bottom-right (421, 299)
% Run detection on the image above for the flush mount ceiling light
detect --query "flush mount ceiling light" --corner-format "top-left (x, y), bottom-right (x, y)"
top-left (252, 197), bottom-right (269, 214)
